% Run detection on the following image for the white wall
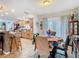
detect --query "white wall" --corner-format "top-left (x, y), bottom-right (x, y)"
top-left (39, 18), bottom-right (48, 35)
top-left (33, 15), bottom-right (40, 34)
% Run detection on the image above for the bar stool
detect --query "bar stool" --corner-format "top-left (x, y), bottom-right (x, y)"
top-left (9, 34), bottom-right (18, 53)
top-left (15, 32), bottom-right (22, 50)
top-left (0, 32), bottom-right (4, 54)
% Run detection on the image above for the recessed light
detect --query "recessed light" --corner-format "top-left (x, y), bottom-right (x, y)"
top-left (11, 9), bottom-right (15, 13)
top-left (5, 12), bottom-right (9, 15)
top-left (1, 14), bottom-right (4, 16)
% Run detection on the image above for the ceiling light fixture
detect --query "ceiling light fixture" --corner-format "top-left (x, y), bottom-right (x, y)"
top-left (1, 14), bottom-right (4, 16)
top-left (43, 0), bottom-right (49, 5)
top-left (40, 0), bottom-right (53, 7)
top-left (5, 12), bottom-right (9, 15)
top-left (11, 9), bottom-right (15, 13)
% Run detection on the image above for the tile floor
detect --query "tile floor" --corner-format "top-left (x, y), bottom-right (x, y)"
top-left (0, 38), bottom-right (79, 58)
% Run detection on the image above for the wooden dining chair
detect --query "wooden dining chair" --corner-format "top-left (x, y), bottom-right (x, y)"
top-left (55, 35), bottom-right (71, 58)
top-left (35, 36), bottom-right (50, 58)
top-left (15, 32), bottom-right (22, 50)
top-left (9, 33), bottom-right (18, 53)
top-left (4, 31), bottom-right (11, 53)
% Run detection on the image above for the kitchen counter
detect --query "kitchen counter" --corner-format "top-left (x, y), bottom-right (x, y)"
top-left (21, 30), bottom-right (33, 40)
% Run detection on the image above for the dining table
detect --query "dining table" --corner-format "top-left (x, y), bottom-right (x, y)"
top-left (47, 36), bottom-right (63, 47)
top-left (47, 36), bottom-right (64, 58)
top-left (48, 36), bottom-right (63, 42)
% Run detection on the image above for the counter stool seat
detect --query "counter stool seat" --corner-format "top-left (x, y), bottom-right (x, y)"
top-left (0, 32), bottom-right (4, 54)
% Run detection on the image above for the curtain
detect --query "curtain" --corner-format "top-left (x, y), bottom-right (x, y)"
top-left (60, 16), bottom-right (68, 41)
top-left (46, 16), bottom-right (68, 41)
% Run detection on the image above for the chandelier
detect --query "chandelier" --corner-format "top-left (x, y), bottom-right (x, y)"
top-left (40, 0), bottom-right (53, 7)
top-left (43, 0), bottom-right (50, 5)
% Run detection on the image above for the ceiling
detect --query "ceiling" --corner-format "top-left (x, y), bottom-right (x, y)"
top-left (0, 0), bottom-right (79, 19)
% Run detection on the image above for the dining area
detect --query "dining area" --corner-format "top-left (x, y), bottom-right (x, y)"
top-left (33, 32), bottom-right (64, 57)
top-left (33, 32), bottom-right (79, 58)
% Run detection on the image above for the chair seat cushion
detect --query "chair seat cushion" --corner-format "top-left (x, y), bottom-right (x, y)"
top-left (55, 53), bottom-right (66, 58)
top-left (56, 49), bottom-right (65, 55)
top-left (55, 49), bottom-right (66, 58)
